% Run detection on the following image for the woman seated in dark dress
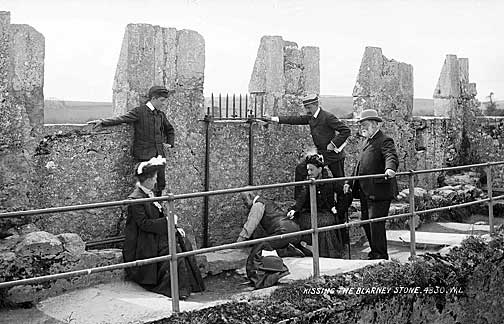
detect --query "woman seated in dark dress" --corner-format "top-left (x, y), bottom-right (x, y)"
top-left (122, 157), bottom-right (205, 299)
top-left (288, 154), bottom-right (345, 258)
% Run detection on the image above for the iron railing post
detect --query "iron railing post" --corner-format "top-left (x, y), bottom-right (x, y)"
top-left (166, 193), bottom-right (180, 312)
top-left (203, 111), bottom-right (211, 248)
top-left (408, 171), bottom-right (416, 258)
top-left (486, 164), bottom-right (494, 235)
top-left (309, 178), bottom-right (320, 278)
top-left (248, 114), bottom-right (254, 185)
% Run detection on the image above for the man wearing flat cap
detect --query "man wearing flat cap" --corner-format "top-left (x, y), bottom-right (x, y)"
top-left (343, 109), bottom-right (399, 260)
top-left (88, 85), bottom-right (175, 196)
top-left (263, 94), bottom-right (351, 181)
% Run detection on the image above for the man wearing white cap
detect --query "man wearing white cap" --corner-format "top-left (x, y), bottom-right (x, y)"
top-left (343, 109), bottom-right (399, 260)
top-left (263, 94), bottom-right (351, 180)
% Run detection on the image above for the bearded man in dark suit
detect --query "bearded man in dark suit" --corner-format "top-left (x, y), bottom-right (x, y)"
top-left (88, 85), bottom-right (175, 196)
top-left (344, 109), bottom-right (399, 260)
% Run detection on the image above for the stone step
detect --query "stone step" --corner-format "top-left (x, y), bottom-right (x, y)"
top-left (434, 222), bottom-right (490, 233)
top-left (387, 230), bottom-right (470, 248)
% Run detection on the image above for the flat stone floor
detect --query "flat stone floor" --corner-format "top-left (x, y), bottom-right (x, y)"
top-left (0, 257), bottom-right (385, 324)
top-left (0, 221), bottom-right (490, 324)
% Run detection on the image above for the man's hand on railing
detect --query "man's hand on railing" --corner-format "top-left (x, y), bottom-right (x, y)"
top-left (87, 119), bottom-right (103, 129)
top-left (384, 169), bottom-right (396, 179)
top-left (261, 115), bottom-right (279, 123)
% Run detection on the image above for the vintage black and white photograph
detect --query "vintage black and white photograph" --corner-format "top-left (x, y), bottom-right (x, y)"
top-left (1, 0), bottom-right (503, 323)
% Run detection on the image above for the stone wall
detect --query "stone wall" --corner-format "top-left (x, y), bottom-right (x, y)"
top-left (0, 12), bottom-right (45, 232)
top-left (352, 47), bottom-right (415, 189)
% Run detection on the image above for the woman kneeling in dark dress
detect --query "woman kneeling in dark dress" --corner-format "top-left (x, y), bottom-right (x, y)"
top-left (122, 157), bottom-right (205, 299)
top-left (288, 154), bottom-right (345, 258)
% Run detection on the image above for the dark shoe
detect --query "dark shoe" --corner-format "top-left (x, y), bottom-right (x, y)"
top-left (277, 243), bottom-right (305, 258)
top-left (295, 242), bottom-right (313, 257)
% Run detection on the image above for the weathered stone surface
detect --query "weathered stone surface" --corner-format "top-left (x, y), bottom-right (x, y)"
top-left (176, 29), bottom-right (205, 89)
top-left (57, 233), bottom-right (85, 256)
top-left (302, 46), bottom-right (320, 95)
top-left (248, 35), bottom-right (284, 94)
top-left (10, 23), bottom-right (45, 145)
top-left (113, 24), bottom-right (204, 114)
top-left (15, 231), bottom-right (63, 258)
top-left (433, 54), bottom-right (460, 98)
top-left (433, 98), bottom-right (457, 117)
top-left (204, 248), bottom-right (249, 275)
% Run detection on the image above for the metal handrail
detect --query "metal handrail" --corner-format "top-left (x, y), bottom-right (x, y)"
top-left (0, 161), bottom-right (503, 312)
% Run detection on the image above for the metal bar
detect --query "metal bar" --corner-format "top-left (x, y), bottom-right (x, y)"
top-left (232, 94), bottom-right (236, 118)
top-left (248, 114), bottom-right (254, 185)
top-left (245, 94), bottom-right (248, 117)
top-left (260, 95), bottom-right (264, 117)
top-left (309, 179), bottom-right (320, 278)
top-left (3, 170), bottom-right (504, 219)
top-left (166, 194), bottom-right (180, 312)
top-left (226, 94), bottom-right (229, 118)
top-left (219, 93), bottom-right (222, 119)
top-left (408, 172), bottom-right (416, 258)
top-left (239, 94), bottom-right (242, 118)
top-left (211, 93), bottom-right (215, 118)
top-left (254, 95), bottom-right (257, 117)
top-left (486, 164), bottom-right (495, 235)
top-left (86, 236), bottom-right (125, 248)
top-left (4, 194), bottom-right (504, 290)
top-left (203, 111), bottom-right (211, 248)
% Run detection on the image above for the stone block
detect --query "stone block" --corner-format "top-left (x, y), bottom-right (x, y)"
top-left (302, 46), bottom-right (320, 95)
top-left (458, 58), bottom-right (469, 85)
top-left (57, 233), bottom-right (86, 256)
top-left (176, 29), bottom-right (205, 87)
top-left (15, 231), bottom-right (63, 258)
top-left (203, 248), bottom-right (249, 275)
top-left (433, 98), bottom-right (457, 117)
top-left (249, 36), bottom-right (284, 94)
top-left (154, 27), bottom-right (177, 88)
top-left (433, 54), bottom-right (460, 99)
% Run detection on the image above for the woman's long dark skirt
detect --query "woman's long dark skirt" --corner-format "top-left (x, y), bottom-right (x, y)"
top-left (142, 235), bottom-right (205, 298)
top-left (296, 210), bottom-right (344, 258)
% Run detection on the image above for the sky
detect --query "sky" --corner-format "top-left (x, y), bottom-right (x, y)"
top-left (2, 0), bottom-right (503, 102)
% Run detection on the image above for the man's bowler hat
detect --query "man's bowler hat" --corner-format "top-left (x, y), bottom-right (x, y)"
top-left (302, 94), bottom-right (319, 106)
top-left (258, 256), bottom-right (285, 272)
top-left (148, 85), bottom-right (174, 98)
top-left (358, 109), bottom-right (383, 123)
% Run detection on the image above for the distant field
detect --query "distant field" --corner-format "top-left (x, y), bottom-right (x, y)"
top-left (44, 100), bottom-right (112, 124)
top-left (44, 96), bottom-right (492, 124)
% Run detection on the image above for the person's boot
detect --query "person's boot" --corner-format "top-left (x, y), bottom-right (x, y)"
top-left (276, 243), bottom-right (305, 258)
top-left (295, 241), bottom-right (313, 257)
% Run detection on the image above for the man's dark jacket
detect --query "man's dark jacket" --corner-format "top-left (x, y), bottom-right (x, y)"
top-left (256, 197), bottom-right (299, 236)
top-left (101, 104), bottom-right (175, 160)
top-left (278, 109), bottom-right (350, 164)
top-left (123, 188), bottom-right (168, 285)
top-left (351, 130), bottom-right (399, 201)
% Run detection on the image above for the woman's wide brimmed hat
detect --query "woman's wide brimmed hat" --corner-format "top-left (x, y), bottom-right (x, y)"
top-left (358, 109), bottom-right (383, 123)
top-left (135, 156), bottom-right (166, 176)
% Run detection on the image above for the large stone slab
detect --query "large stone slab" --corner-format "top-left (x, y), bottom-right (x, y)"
top-left (204, 248), bottom-right (249, 275)
top-left (387, 230), bottom-right (470, 248)
top-left (433, 54), bottom-right (460, 99)
top-left (280, 257), bottom-right (385, 282)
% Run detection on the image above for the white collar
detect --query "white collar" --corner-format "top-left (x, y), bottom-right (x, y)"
top-left (252, 195), bottom-right (260, 204)
top-left (313, 107), bottom-right (321, 118)
top-left (146, 101), bottom-right (155, 111)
